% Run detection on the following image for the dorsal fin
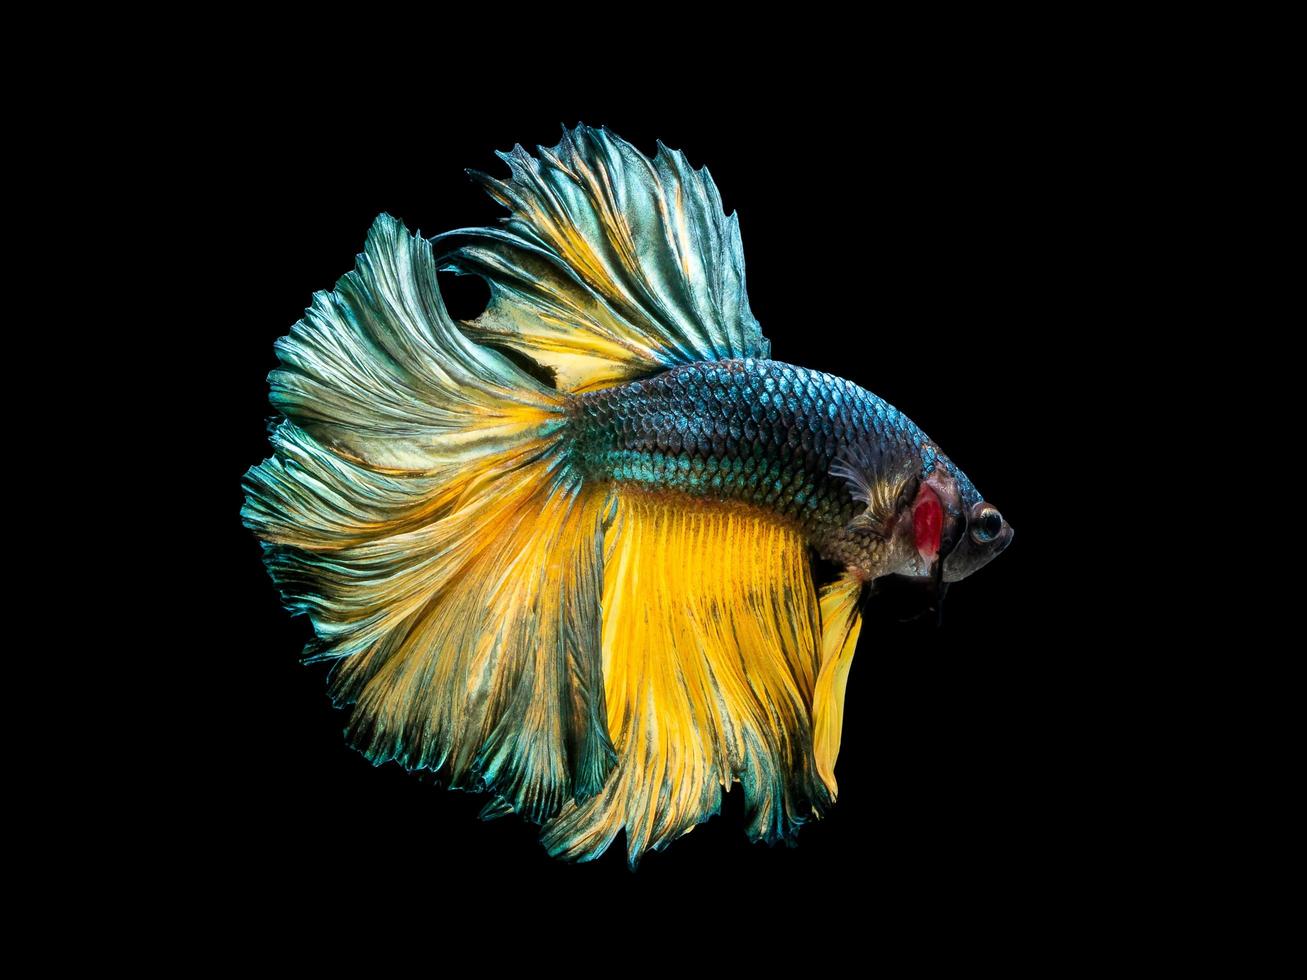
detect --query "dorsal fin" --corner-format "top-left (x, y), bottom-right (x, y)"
top-left (433, 123), bottom-right (770, 392)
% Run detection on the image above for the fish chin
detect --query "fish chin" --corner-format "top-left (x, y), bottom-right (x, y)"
top-left (942, 523), bottom-right (1015, 582)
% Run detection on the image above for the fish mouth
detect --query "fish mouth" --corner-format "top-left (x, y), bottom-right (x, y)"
top-left (992, 524), bottom-right (1015, 555)
top-left (890, 521), bottom-right (1013, 593)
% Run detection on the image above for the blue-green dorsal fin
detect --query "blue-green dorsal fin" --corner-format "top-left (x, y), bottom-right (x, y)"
top-left (434, 122), bottom-right (770, 392)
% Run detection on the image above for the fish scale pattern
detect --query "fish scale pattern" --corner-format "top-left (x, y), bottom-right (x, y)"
top-left (573, 358), bottom-right (938, 544)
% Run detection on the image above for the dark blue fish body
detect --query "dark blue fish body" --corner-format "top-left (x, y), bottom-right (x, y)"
top-left (574, 357), bottom-right (985, 577)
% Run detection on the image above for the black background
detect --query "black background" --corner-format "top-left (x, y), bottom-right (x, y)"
top-left (194, 82), bottom-right (1140, 925)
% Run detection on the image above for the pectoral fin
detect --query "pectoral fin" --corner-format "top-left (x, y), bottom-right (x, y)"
top-left (831, 438), bottom-right (918, 539)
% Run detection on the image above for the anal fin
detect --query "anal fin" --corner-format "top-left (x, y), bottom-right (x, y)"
top-left (540, 490), bottom-right (830, 868)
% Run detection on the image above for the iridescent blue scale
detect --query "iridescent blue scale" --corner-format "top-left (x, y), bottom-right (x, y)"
top-left (573, 358), bottom-right (950, 544)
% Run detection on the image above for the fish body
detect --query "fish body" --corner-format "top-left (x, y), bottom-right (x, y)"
top-left (243, 124), bottom-right (1012, 867)
top-left (574, 356), bottom-right (1001, 582)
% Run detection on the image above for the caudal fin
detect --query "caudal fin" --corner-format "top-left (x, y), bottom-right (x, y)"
top-left (242, 213), bottom-right (616, 819)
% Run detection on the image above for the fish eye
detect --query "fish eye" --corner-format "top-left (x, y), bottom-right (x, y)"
top-left (971, 506), bottom-right (1003, 543)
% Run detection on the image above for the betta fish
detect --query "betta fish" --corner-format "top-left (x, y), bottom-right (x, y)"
top-left (242, 123), bottom-right (1013, 868)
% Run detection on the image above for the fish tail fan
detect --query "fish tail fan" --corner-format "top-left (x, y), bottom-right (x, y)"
top-left (813, 573), bottom-right (865, 800)
top-left (432, 122), bottom-right (771, 394)
top-left (540, 492), bottom-right (832, 869)
top-left (241, 213), bottom-right (618, 821)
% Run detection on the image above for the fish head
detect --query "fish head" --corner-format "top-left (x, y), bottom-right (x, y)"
top-left (825, 439), bottom-right (1013, 588)
top-left (826, 451), bottom-right (1012, 583)
top-left (898, 455), bottom-right (1014, 584)
top-left (941, 496), bottom-right (1014, 582)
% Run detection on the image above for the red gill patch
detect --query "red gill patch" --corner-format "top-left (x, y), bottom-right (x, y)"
top-left (912, 485), bottom-right (943, 562)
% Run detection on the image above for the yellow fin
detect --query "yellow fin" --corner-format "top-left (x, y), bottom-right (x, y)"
top-left (813, 572), bottom-right (865, 800)
top-left (541, 491), bottom-right (830, 868)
